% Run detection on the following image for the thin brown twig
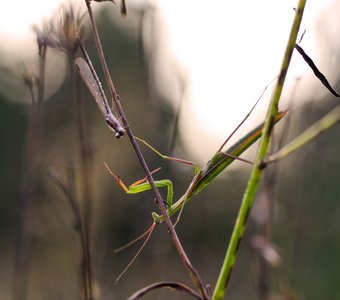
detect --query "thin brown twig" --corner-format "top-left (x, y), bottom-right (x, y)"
top-left (218, 76), bottom-right (277, 152)
top-left (14, 42), bottom-right (47, 300)
top-left (72, 55), bottom-right (94, 300)
top-left (83, 1), bottom-right (208, 298)
top-left (48, 163), bottom-right (93, 300)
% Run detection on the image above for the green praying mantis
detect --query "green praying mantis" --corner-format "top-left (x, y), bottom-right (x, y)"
top-left (105, 110), bottom-right (288, 225)
top-left (75, 53), bottom-right (288, 285)
top-left (74, 52), bottom-right (286, 226)
top-left (104, 109), bottom-right (288, 284)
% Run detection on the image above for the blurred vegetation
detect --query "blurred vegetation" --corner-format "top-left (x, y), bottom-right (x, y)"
top-left (0, 3), bottom-right (340, 300)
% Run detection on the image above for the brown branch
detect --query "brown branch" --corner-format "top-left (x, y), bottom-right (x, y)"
top-left (83, 1), bottom-right (208, 298)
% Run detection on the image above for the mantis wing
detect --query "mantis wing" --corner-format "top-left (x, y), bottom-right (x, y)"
top-left (190, 110), bottom-right (288, 196)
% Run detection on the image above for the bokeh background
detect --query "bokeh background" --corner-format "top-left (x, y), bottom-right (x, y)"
top-left (1, 1), bottom-right (340, 299)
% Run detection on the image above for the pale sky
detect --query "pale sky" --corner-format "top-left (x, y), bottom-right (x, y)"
top-left (0, 0), bottom-right (337, 162)
top-left (148, 0), bottom-right (337, 161)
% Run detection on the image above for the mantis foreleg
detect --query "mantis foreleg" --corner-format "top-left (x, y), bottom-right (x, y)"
top-left (128, 180), bottom-right (174, 208)
top-left (104, 162), bottom-right (175, 221)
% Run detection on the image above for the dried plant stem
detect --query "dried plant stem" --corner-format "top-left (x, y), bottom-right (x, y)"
top-left (256, 78), bottom-right (299, 298)
top-left (48, 161), bottom-right (92, 299)
top-left (68, 163), bottom-right (93, 300)
top-left (83, 1), bottom-right (208, 298)
top-left (48, 163), bottom-right (93, 300)
top-left (212, 1), bottom-right (307, 299)
top-left (14, 44), bottom-right (47, 300)
top-left (70, 55), bottom-right (94, 300)
top-left (127, 281), bottom-right (202, 300)
top-left (14, 105), bottom-right (43, 300)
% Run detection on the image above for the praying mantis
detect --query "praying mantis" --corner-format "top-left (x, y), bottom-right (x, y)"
top-left (104, 109), bottom-right (288, 285)
top-left (75, 52), bottom-right (288, 285)
top-left (74, 52), bottom-right (287, 225)
top-left (105, 110), bottom-right (288, 225)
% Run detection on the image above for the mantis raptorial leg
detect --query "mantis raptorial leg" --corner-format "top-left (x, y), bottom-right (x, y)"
top-left (104, 163), bottom-right (174, 210)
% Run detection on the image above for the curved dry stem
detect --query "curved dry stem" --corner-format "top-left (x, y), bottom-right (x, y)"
top-left (127, 281), bottom-right (202, 300)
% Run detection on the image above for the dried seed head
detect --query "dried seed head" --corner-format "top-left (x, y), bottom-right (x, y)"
top-left (57, 5), bottom-right (85, 54)
top-left (20, 66), bottom-right (36, 90)
top-left (18, 62), bottom-right (38, 104)
top-left (33, 4), bottom-right (85, 56)
top-left (32, 24), bottom-right (52, 56)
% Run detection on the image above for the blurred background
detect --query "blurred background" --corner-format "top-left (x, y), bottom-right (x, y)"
top-left (1, 0), bottom-right (340, 299)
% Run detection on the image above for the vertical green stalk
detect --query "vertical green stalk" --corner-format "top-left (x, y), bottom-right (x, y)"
top-left (212, 1), bottom-right (307, 299)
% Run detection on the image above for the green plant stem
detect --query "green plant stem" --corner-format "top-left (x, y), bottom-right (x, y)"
top-left (267, 105), bottom-right (340, 163)
top-left (212, 1), bottom-right (307, 299)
